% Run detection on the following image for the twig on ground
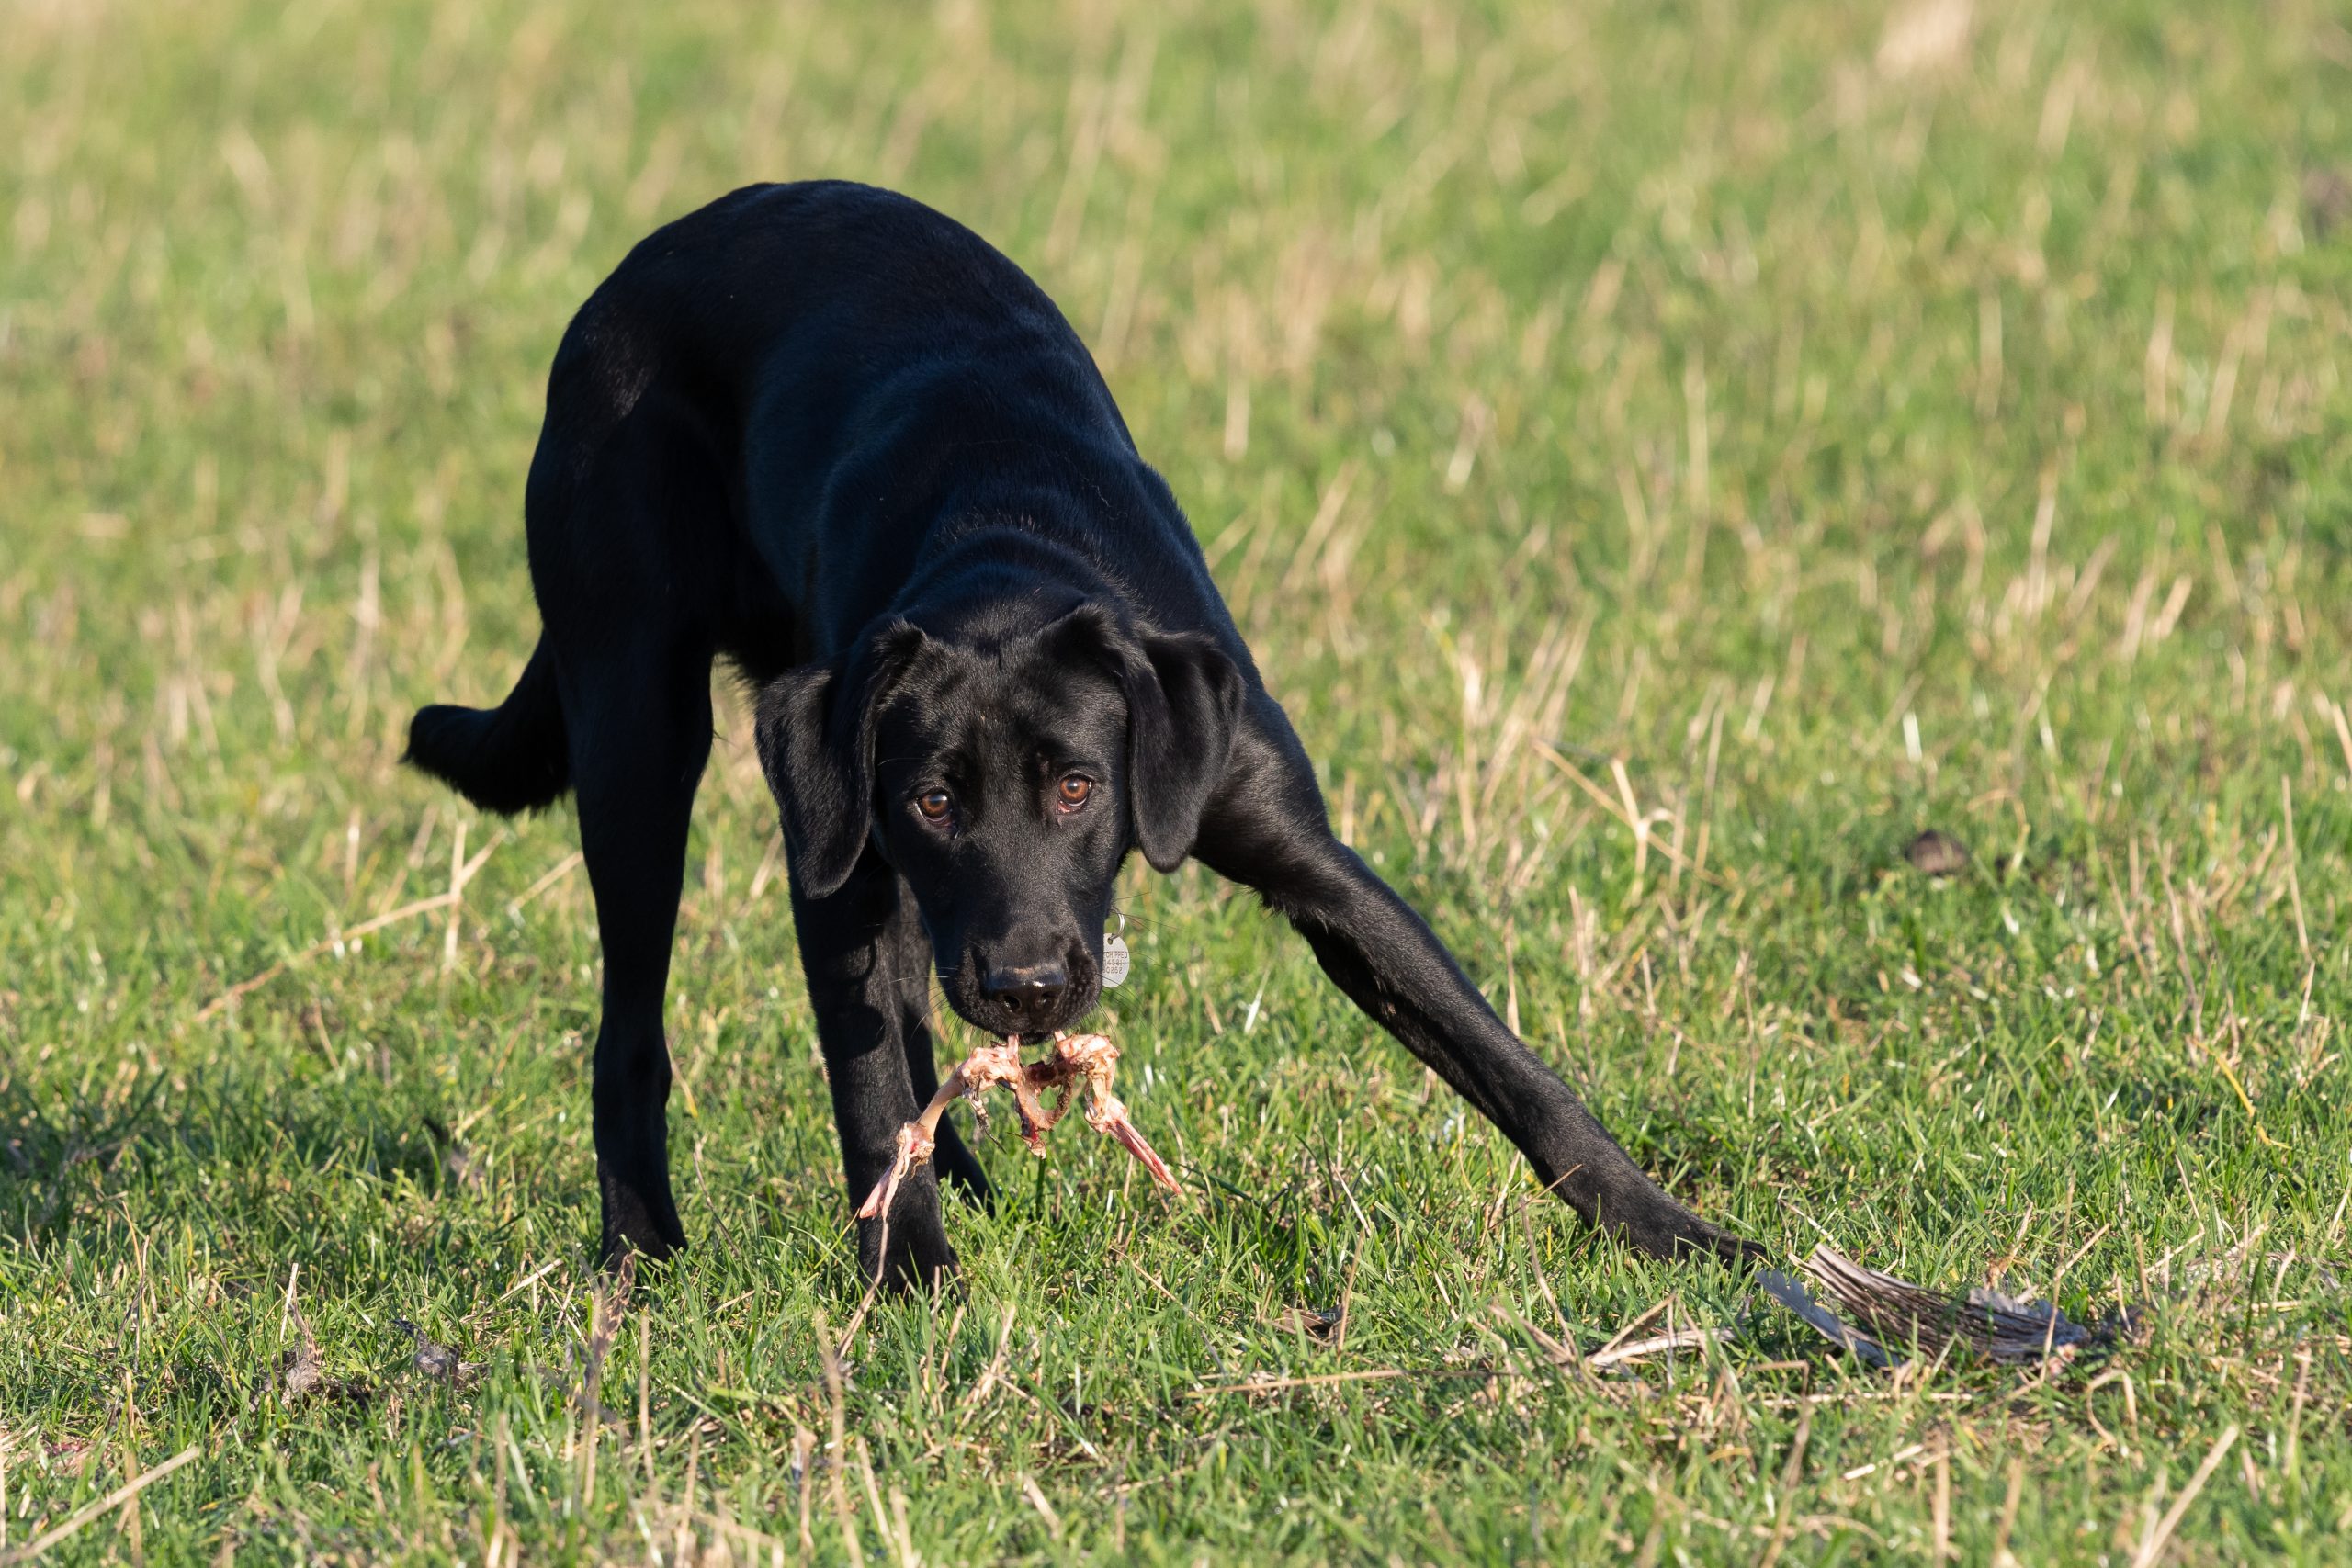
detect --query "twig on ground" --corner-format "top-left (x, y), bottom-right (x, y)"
top-left (1187, 1368), bottom-right (1487, 1398)
top-left (0, 1446), bottom-right (200, 1564)
top-left (193, 830), bottom-right (503, 1022)
top-left (1754, 1407), bottom-right (1813, 1568)
top-left (1589, 1298), bottom-right (1670, 1363)
top-left (2129, 1426), bottom-right (2238, 1568)
top-left (1586, 1325), bottom-right (1736, 1369)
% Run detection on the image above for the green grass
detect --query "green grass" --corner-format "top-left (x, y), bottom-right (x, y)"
top-left (5, 0), bottom-right (2351, 1560)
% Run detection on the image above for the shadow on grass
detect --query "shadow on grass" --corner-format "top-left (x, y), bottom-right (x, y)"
top-left (0, 1068), bottom-right (460, 1250)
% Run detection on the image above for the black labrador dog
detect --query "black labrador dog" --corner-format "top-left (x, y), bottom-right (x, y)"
top-left (409, 180), bottom-right (1755, 1286)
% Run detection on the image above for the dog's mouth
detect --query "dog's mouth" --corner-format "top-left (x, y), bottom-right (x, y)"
top-left (940, 979), bottom-right (1101, 1045)
top-left (954, 1009), bottom-right (1102, 1047)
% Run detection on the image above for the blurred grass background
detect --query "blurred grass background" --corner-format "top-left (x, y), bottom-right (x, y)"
top-left (4, 0), bottom-right (2350, 1561)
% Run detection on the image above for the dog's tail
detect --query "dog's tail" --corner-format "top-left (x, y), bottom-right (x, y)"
top-left (405, 640), bottom-right (571, 814)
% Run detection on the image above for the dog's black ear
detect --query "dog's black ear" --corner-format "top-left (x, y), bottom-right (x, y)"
top-left (1046, 605), bottom-right (1245, 872)
top-left (754, 619), bottom-right (928, 898)
top-left (1125, 628), bottom-right (1247, 870)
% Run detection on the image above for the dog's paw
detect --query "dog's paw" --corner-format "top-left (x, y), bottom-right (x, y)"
top-left (855, 1205), bottom-right (960, 1295)
top-left (1677, 1221), bottom-right (1768, 1271)
top-left (1618, 1201), bottom-right (1764, 1272)
top-left (599, 1183), bottom-right (688, 1271)
top-left (600, 1222), bottom-right (685, 1273)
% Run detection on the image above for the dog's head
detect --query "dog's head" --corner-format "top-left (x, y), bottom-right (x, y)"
top-left (755, 603), bottom-right (1243, 1039)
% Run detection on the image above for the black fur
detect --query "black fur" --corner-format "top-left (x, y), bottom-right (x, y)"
top-left (410, 181), bottom-right (1758, 1286)
top-left (406, 641), bottom-right (570, 814)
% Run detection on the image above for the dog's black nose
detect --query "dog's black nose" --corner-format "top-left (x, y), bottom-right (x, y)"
top-left (981, 963), bottom-right (1067, 1028)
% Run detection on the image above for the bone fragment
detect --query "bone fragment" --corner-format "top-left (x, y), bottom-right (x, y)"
top-left (855, 1032), bottom-right (1179, 1222)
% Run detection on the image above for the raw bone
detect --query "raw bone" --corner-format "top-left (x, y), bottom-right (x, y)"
top-left (855, 1032), bottom-right (1179, 1223)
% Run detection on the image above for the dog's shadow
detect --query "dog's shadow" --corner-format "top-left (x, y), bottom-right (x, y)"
top-left (0, 1071), bottom-right (172, 1243)
top-left (0, 1069), bottom-right (459, 1252)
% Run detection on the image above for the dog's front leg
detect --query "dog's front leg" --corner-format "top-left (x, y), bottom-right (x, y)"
top-left (1194, 725), bottom-right (1757, 1267)
top-left (791, 849), bottom-right (962, 1290)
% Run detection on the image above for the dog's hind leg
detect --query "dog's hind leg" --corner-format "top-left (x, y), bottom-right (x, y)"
top-left (560, 638), bottom-right (711, 1267)
top-left (530, 389), bottom-right (729, 1268)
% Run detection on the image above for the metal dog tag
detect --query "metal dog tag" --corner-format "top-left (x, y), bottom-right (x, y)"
top-left (1102, 917), bottom-right (1131, 988)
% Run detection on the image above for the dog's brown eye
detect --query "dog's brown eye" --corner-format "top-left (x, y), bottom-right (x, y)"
top-left (916, 788), bottom-right (953, 820)
top-left (1057, 774), bottom-right (1092, 808)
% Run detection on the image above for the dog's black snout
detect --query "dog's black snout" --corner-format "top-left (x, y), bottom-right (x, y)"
top-left (981, 963), bottom-right (1068, 1027)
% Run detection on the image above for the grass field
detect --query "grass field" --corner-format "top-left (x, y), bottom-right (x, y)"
top-left (6, 0), bottom-right (2352, 1560)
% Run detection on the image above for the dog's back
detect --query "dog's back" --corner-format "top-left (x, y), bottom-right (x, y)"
top-left (409, 180), bottom-right (1221, 812)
